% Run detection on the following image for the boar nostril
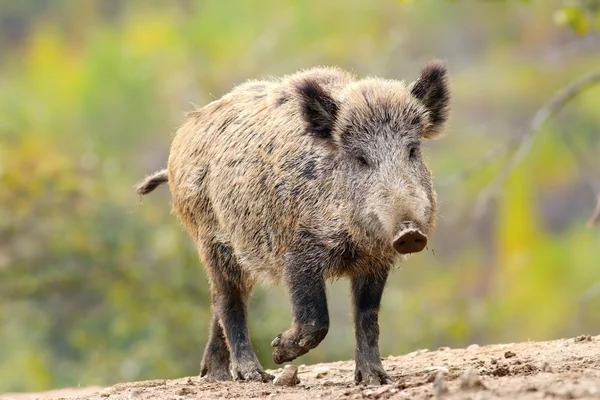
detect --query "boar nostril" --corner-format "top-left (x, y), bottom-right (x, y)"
top-left (392, 229), bottom-right (427, 255)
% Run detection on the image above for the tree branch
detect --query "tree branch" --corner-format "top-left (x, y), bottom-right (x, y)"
top-left (588, 194), bottom-right (600, 227)
top-left (555, 122), bottom-right (600, 227)
top-left (472, 68), bottom-right (600, 221)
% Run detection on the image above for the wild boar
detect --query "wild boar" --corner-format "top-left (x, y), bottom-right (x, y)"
top-left (136, 60), bottom-right (450, 385)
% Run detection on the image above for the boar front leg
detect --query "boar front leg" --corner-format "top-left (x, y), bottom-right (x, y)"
top-left (351, 268), bottom-right (392, 385)
top-left (271, 250), bottom-right (330, 364)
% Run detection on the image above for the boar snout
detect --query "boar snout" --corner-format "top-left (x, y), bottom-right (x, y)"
top-left (392, 222), bottom-right (428, 254)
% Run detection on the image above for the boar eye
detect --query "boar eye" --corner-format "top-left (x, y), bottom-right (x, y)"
top-left (408, 146), bottom-right (418, 160)
top-left (357, 156), bottom-right (369, 167)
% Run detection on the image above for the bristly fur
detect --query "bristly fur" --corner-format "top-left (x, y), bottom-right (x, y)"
top-left (136, 61), bottom-right (450, 384)
top-left (409, 59), bottom-right (450, 139)
top-left (136, 169), bottom-right (168, 196)
top-left (295, 78), bottom-right (339, 139)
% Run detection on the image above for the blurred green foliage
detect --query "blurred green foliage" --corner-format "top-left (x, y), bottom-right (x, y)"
top-left (553, 0), bottom-right (600, 35)
top-left (0, 0), bottom-right (599, 393)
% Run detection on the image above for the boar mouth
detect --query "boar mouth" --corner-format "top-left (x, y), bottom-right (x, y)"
top-left (392, 222), bottom-right (428, 254)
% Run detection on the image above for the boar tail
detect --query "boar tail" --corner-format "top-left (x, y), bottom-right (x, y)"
top-left (136, 169), bottom-right (168, 197)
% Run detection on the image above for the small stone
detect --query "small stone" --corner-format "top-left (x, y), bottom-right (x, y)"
top-left (512, 363), bottom-right (537, 375)
top-left (274, 364), bottom-right (300, 387)
top-left (467, 344), bottom-right (479, 351)
top-left (504, 351), bottom-right (516, 359)
top-left (426, 371), bottom-right (437, 383)
top-left (541, 362), bottom-right (553, 372)
top-left (177, 387), bottom-right (194, 396)
top-left (459, 368), bottom-right (486, 390)
top-left (314, 366), bottom-right (330, 379)
top-left (574, 335), bottom-right (592, 343)
top-left (491, 365), bottom-right (510, 377)
top-left (395, 380), bottom-right (408, 390)
top-left (438, 346), bottom-right (451, 351)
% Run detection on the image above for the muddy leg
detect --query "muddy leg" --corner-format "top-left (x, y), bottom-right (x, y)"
top-left (201, 240), bottom-right (273, 382)
top-left (351, 268), bottom-right (392, 385)
top-left (271, 252), bottom-right (329, 364)
top-left (200, 314), bottom-right (231, 381)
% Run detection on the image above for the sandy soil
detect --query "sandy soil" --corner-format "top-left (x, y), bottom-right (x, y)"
top-left (2, 334), bottom-right (599, 400)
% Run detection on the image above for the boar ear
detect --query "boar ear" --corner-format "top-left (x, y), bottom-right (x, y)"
top-left (409, 60), bottom-right (450, 139)
top-left (295, 78), bottom-right (339, 140)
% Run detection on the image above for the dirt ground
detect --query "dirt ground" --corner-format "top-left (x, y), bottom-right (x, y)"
top-left (2, 334), bottom-right (599, 400)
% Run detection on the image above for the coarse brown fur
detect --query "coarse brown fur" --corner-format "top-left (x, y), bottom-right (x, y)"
top-left (135, 169), bottom-right (168, 195)
top-left (136, 60), bottom-right (450, 385)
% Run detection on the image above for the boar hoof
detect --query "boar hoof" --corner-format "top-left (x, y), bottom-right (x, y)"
top-left (271, 333), bottom-right (310, 364)
top-left (200, 366), bottom-right (232, 382)
top-left (272, 325), bottom-right (329, 364)
top-left (231, 363), bottom-right (274, 383)
top-left (200, 357), bottom-right (232, 382)
top-left (354, 364), bottom-right (392, 386)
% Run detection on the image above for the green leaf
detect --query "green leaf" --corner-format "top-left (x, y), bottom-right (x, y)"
top-left (553, 6), bottom-right (591, 35)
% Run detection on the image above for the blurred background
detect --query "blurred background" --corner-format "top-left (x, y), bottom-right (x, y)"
top-left (1, 0), bottom-right (599, 393)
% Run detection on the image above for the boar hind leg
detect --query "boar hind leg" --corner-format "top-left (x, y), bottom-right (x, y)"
top-left (201, 239), bottom-right (273, 383)
top-left (272, 251), bottom-right (329, 364)
top-left (351, 268), bottom-right (392, 385)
